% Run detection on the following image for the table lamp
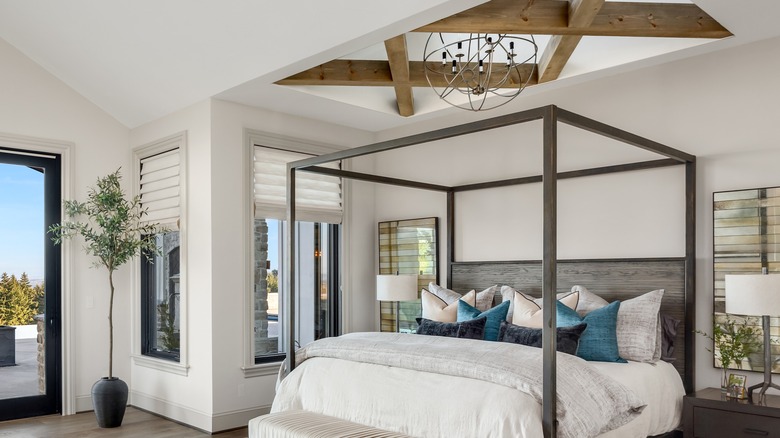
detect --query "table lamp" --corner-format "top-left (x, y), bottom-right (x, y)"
top-left (376, 274), bottom-right (418, 332)
top-left (725, 271), bottom-right (780, 400)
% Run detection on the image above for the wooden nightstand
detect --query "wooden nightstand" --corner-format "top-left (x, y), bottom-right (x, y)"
top-left (684, 387), bottom-right (780, 437)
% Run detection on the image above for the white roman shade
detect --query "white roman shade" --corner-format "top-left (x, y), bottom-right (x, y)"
top-left (140, 148), bottom-right (180, 229)
top-left (254, 146), bottom-right (342, 224)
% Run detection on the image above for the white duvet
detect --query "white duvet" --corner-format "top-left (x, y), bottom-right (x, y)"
top-left (268, 333), bottom-right (684, 438)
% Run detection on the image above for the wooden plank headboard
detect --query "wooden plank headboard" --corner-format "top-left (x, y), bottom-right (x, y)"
top-left (450, 258), bottom-right (688, 386)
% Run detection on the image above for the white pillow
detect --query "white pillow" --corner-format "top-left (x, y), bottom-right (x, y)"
top-left (511, 290), bottom-right (579, 328)
top-left (570, 285), bottom-right (609, 317)
top-left (428, 283), bottom-right (497, 312)
top-left (421, 289), bottom-right (476, 322)
top-left (572, 285), bottom-right (664, 363)
top-left (500, 285), bottom-right (574, 322)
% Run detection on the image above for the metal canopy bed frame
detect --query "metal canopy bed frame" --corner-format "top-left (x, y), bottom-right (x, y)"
top-left (283, 104), bottom-right (696, 438)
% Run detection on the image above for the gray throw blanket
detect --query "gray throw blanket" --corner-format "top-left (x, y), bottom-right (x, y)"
top-left (296, 332), bottom-right (645, 438)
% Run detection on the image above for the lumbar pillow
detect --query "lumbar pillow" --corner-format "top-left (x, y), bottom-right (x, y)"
top-left (512, 290), bottom-right (579, 328)
top-left (421, 289), bottom-right (476, 322)
top-left (457, 299), bottom-right (510, 341)
top-left (429, 283), bottom-right (497, 311)
top-left (415, 317), bottom-right (487, 340)
top-left (557, 300), bottom-right (625, 363)
top-left (498, 321), bottom-right (587, 356)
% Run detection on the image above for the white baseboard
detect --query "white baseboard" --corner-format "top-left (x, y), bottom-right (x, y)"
top-left (130, 390), bottom-right (270, 433)
top-left (75, 394), bottom-right (93, 413)
top-left (212, 404), bottom-right (272, 432)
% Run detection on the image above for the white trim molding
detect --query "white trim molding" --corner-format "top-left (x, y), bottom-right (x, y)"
top-left (131, 131), bottom-right (189, 372)
top-left (242, 129), bottom-right (346, 372)
top-left (0, 131), bottom-right (74, 414)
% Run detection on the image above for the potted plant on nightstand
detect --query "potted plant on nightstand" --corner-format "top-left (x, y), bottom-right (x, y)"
top-left (697, 316), bottom-right (761, 392)
top-left (49, 169), bottom-right (162, 428)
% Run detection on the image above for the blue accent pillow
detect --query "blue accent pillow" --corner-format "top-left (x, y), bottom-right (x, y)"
top-left (556, 300), bottom-right (626, 363)
top-left (457, 299), bottom-right (510, 341)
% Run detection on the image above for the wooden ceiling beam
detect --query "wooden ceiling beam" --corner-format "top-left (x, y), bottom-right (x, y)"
top-left (277, 60), bottom-right (538, 88)
top-left (415, 0), bottom-right (731, 38)
top-left (538, 0), bottom-right (605, 83)
top-left (384, 35), bottom-right (414, 117)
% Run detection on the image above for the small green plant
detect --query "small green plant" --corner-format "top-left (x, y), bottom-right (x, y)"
top-left (697, 316), bottom-right (761, 370)
top-left (157, 301), bottom-right (179, 352)
top-left (49, 169), bottom-right (164, 378)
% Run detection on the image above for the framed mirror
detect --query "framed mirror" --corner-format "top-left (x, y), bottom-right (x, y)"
top-left (378, 217), bottom-right (439, 332)
top-left (713, 186), bottom-right (780, 372)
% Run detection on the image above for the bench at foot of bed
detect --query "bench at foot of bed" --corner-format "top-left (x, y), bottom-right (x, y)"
top-left (248, 410), bottom-right (412, 438)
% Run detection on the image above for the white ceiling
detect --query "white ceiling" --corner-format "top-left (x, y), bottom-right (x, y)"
top-left (1, 0), bottom-right (779, 132)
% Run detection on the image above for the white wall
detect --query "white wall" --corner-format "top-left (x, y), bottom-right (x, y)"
top-left (208, 99), bottom-right (373, 430)
top-left (368, 35), bottom-right (780, 392)
top-left (128, 100), bottom-right (215, 430)
top-left (0, 38), bottom-right (130, 414)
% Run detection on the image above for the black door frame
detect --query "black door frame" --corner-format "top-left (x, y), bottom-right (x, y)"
top-left (0, 146), bottom-right (62, 421)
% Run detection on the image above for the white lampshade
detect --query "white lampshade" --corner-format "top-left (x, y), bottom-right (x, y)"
top-left (725, 274), bottom-right (780, 316)
top-left (376, 274), bottom-right (418, 302)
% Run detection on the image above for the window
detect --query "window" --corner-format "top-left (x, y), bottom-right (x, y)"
top-left (252, 143), bottom-right (341, 363)
top-left (141, 231), bottom-right (180, 361)
top-left (135, 134), bottom-right (186, 364)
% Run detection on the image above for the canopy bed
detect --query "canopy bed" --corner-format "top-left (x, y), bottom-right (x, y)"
top-left (263, 105), bottom-right (696, 437)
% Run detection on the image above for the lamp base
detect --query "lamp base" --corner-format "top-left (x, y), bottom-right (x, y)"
top-left (748, 315), bottom-right (780, 403)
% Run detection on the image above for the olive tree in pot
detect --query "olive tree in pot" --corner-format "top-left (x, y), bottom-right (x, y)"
top-left (50, 169), bottom-right (162, 428)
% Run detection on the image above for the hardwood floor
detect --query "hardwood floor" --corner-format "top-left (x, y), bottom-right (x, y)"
top-left (0, 407), bottom-right (249, 437)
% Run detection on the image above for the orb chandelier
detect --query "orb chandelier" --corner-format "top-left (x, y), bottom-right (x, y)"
top-left (423, 33), bottom-right (538, 111)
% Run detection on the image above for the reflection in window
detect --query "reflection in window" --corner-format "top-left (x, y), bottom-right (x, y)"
top-left (141, 231), bottom-right (180, 362)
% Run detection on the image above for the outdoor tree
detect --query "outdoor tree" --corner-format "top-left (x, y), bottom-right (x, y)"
top-left (0, 272), bottom-right (44, 325)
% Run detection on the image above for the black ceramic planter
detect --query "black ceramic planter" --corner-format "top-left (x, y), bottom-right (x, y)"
top-left (91, 377), bottom-right (128, 428)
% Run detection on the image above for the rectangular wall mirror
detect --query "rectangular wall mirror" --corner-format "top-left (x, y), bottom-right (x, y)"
top-left (713, 186), bottom-right (780, 372)
top-left (378, 217), bottom-right (439, 332)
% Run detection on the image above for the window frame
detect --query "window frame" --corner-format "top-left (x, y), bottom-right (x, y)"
top-left (242, 130), bottom-right (344, 376)
top-left (131, 132), bottom-right (189, 374)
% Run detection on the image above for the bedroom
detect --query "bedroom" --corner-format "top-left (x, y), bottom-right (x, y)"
top-left (0, 0), bottom-right (779, 436)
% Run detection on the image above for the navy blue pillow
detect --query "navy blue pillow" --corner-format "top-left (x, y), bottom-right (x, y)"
top-left (498, 321), bottom-right (587, 356)
top-left (557, 300), bottom-right (626, 363)
top-left (457, 299), bottom-right (510, 341)
top-left (415, 317), bottom-right (487, 340)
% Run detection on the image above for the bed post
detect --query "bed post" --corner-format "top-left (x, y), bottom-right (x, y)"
top-left (447, 191), bottom-right (455, 289)
top-left (542, 105), bottom-right (558, 438)
top-left (684, 159), bottom-right (696, 393)
top-left (286, 165), bottom-right (297, 374)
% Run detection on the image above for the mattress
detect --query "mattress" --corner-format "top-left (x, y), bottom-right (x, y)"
top-left (265, 334), bottom-right (684, 438)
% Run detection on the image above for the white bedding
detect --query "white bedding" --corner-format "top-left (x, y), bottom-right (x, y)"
top-left (268, 334), bottom-right (684, 438)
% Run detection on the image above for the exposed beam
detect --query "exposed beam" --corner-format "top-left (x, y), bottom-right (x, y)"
top-left (277, 60), bottom-right (538, 88)
top-left (384, 35), bottom-right (414, 117)
top-left (538, 0), bottom-right (605, 83)
top-left (415, 0), bottom-right (731, 38)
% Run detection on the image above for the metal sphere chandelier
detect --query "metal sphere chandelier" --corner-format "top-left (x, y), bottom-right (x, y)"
top-left (423, 33), bottom-right (538, 111)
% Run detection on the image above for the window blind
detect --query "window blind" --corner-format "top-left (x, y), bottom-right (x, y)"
top-left (254, 146), bottom-right (342, 224)
top-left (140, 148), bottom-right (180, 229)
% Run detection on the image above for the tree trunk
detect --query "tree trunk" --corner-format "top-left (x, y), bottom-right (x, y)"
top-left (108, 270), bottom-right (114, 379)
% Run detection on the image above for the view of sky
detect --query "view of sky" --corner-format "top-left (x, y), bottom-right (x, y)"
top-left (0, 163), bottom-right (44, 281)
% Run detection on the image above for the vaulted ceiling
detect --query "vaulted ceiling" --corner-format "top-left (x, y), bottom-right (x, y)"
top-left (1, 0), bottom-right (779, 132)
top-left (276, 0), bottom-right (730, 117)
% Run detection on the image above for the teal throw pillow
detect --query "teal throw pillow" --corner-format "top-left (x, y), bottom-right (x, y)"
top-left (556, 300), bottom-right (626, 363)
top-left (457, 299), bottom-right (510, 341)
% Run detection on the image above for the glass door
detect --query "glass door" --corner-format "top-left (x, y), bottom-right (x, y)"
top-left (0, 147), bottom-right (61, 420)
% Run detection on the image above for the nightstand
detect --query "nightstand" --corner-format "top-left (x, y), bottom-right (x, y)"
top-left (684, 387), bottom-right (780, 437)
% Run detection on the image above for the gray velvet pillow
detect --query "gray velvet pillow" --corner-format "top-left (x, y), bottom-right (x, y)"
top-left (498, 321), bottom-right (587, 356)
top-left (415, 317), bottom-right (487, 340)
